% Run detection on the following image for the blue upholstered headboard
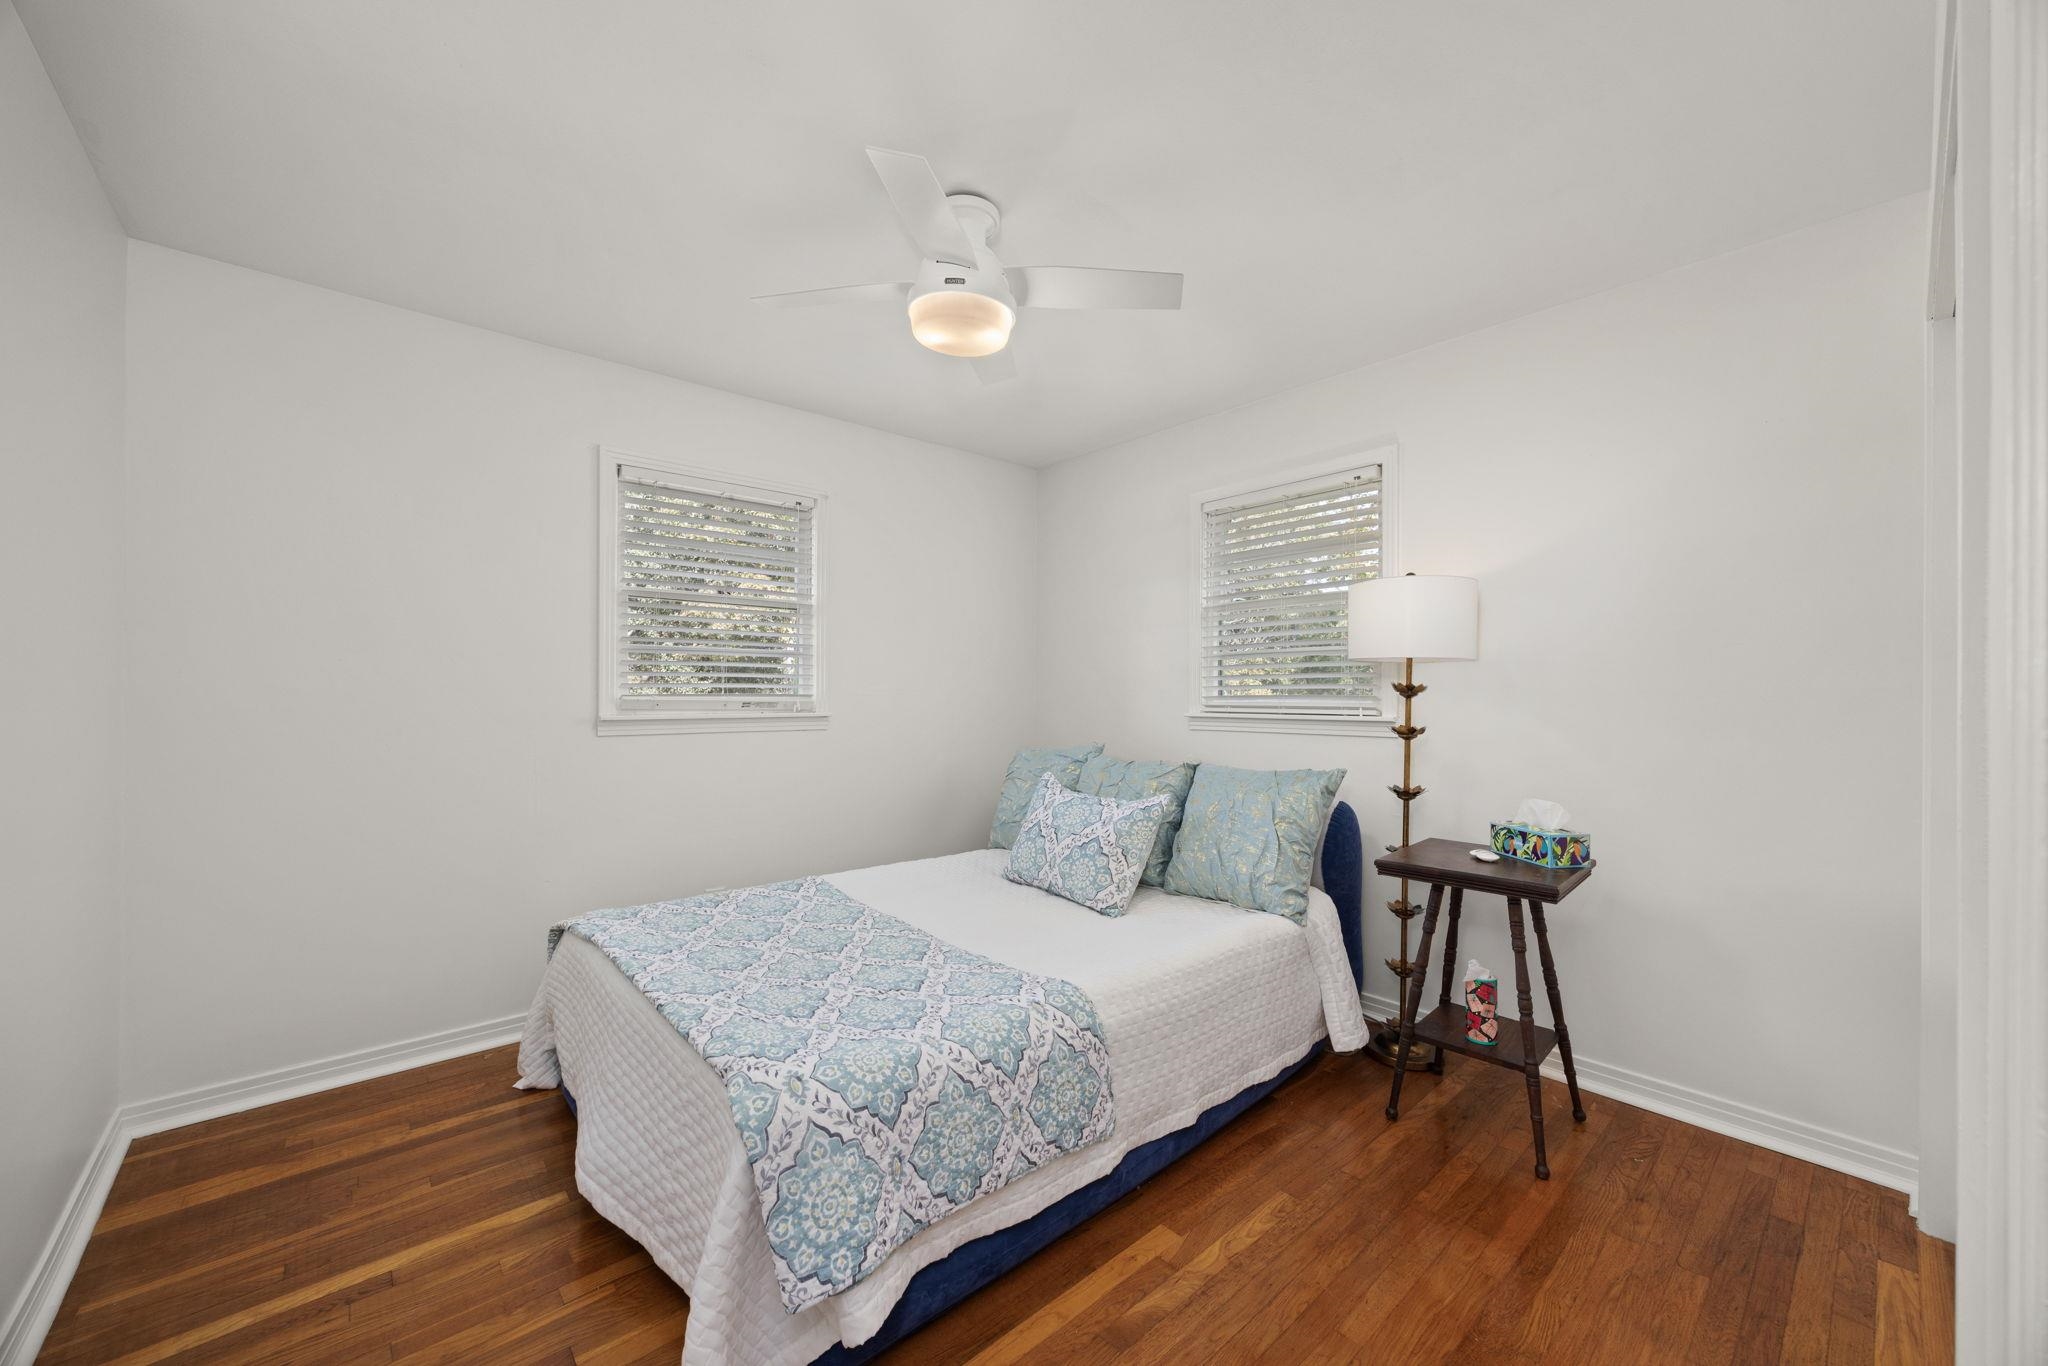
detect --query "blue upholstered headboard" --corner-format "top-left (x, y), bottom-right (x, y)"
top-left (1320, 801), bottom-right (1366, 991)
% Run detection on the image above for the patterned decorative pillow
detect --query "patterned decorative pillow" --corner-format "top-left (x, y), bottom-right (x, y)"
top-left (987, 743), bottom-right (1104, 849)
top-left (1161, 764), bottom-right (1347, 923)
top-left (1074, 755), bottom-right (1198, 887)
top-left (1003, 771), bottom-right (1172, 915)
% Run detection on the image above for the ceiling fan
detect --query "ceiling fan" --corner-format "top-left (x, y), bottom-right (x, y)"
top-left (752, 147), bottom-right (1183, 385)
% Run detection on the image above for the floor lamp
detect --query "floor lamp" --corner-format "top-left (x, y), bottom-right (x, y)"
top-left (1347, 573), bottom-right (1480, 1070)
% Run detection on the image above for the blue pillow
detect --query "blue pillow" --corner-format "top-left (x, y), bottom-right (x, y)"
top-left (1075, 755), bottom-right (1197, 887)
top-left (987, 743), bottom-right (1103, 849)
top-left (1003, 772), bottom-right (1172, 915)
top-left (1161, 764), bottom-right (1346, 923)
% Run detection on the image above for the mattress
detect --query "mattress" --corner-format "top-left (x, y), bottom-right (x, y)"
top-left (517, 848), bottom-right (1366, 1366)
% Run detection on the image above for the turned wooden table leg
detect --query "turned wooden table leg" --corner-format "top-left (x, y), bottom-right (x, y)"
top-left (1506, 897), bottom-right (1549, 1179)
top-left (1532, 904), bottom-right (1585, 1123)
top-left (1385, 883), bottom-right (1443, 1121)
top-left (1431, 888), bottom-right (1462, 1074)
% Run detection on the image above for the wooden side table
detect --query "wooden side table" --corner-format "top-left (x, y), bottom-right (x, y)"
top-left (1375, 837), bottom-right (1594, 1179)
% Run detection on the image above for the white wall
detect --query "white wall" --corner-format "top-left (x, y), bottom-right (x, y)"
top-left (120, 243), bottom-right (1039, 1100)
top-left (1036, 196), bottom-right (1927, 1177)
top-left (0, 0), bottom-right (126, 1321)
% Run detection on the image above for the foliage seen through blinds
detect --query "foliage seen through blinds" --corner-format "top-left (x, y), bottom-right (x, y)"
top-left (1199, 467), bottom-right (1382, 719)
top-left (615, 466), bottom-right (816, 711)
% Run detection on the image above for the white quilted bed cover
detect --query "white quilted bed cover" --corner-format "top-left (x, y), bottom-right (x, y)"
top-left (517, 849), bottom-right (1366, 1366)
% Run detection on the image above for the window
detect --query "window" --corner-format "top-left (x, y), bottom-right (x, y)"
top-left (597, 451), bottom-right (824, 733)
top-left (1191, 457), bottom-right (1389, 730)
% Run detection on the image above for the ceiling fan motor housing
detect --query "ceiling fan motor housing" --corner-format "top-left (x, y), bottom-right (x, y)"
top-left (908, 253), bottom-right (1012, 308)
top-left (907, 194), bottom-right (1010, 308)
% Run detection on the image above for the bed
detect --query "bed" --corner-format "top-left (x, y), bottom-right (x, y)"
top-left (517, 802), bottom-right (1368, 1366)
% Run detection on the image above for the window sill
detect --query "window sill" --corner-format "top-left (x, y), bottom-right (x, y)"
top-left (597, 713), bottom-right (832, 736)
top-left (1185, 712), bottom-right (1397, 738)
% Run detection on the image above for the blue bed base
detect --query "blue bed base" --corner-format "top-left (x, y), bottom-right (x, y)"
top-left (562, 801), bottom-right (1366, 1362)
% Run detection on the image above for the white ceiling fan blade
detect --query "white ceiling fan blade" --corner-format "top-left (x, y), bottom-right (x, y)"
top-left (752, 281), bottom-right (911, 308)
top-left (971, 349), bottom-right (1018, 385)
top-left (865, 147), bottom-right (979, 268)
top-left (1005, 266), bottom-right (1183, 310)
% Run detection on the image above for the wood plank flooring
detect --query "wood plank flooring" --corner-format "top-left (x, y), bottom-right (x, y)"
top-left (37, 1044), bottom-right (1953, 1364)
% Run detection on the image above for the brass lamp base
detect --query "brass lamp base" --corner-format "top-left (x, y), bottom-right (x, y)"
top-left (1364, 953), bottom-right (1441, 1073)
top-left (1364, 1024), bottom-right (1441, 1073)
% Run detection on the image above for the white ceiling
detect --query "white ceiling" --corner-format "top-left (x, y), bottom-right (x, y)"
top-left (18, 1), bottom-right (1933, 465)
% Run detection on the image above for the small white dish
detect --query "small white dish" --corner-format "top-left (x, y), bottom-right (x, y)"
top-left (1469, 849), bottom-right (1501, 862)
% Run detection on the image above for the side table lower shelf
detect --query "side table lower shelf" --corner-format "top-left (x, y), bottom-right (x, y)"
top-left (1407, 1001), bottom-right (1556, 1068)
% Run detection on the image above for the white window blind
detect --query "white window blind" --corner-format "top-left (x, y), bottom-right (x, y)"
top-left (610, 463), bottom-right (818, 714)
top-left (1197, 465), bottom-right (1383, 721)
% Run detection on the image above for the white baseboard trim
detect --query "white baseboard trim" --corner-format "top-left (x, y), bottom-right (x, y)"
top-left (1361, 991), bottom-right (1917, 1196)
top-left (121, 1012), bottom-right (527, 1139)
top-left (0, 1113), bottom-right (128, 1366)
top-left (0, 1012), bottom-right (525, 1366)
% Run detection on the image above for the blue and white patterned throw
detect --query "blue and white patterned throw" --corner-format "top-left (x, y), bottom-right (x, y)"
top-left (550, 878), bottom-right (1115, 1312)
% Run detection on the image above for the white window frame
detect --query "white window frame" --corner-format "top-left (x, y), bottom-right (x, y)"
top-left (595, 446), bottom-right (829, 735)
top-left (1186, 441), bottom-right (1401, 737)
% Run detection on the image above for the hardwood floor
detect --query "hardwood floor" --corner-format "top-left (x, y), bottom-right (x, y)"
top-left (38, 1044), bottom-right (1952, 1365)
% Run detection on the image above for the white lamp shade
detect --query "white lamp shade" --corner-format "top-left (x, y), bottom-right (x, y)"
top-left (1347, 575), bottom-right (1479, 661)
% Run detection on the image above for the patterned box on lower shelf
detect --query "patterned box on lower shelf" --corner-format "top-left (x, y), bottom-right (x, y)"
top-left (1488, 821), bottom-right (1592, 870)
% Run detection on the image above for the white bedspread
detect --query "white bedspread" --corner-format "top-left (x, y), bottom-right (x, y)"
top-left (517, 849), bottom-right (1365, 1366)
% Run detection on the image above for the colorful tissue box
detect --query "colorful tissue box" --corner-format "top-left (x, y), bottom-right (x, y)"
top-left (1488, 821), bottom-right (1592, 870)
top-left (1464, 977), bottom-right (1499, 1046)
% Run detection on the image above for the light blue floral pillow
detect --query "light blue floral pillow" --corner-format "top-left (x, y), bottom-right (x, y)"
top-left (1162, 764), bottom-right (1346, 923)
top-left (1075, 755), bottom-right (1197, 887)
top-left (1003, 772), bottom-right (1172, 915)
top-left (987, 743), bottom-right (1104, 849)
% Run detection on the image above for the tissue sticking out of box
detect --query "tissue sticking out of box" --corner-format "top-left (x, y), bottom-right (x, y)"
top-left (1513, 798), bottom-right (1572, 832)
top-left (1465, 959), bottom-right (1493, 987)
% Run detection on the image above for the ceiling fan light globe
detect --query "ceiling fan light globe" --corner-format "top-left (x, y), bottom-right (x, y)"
top-left (908, 290), bottom-right (1014, 358)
